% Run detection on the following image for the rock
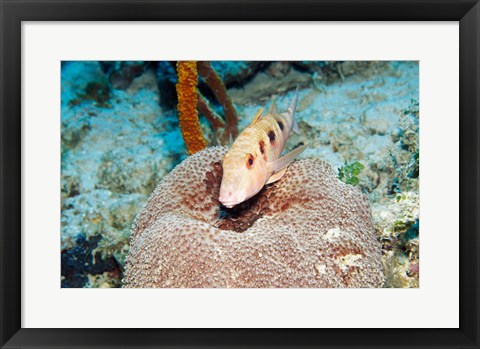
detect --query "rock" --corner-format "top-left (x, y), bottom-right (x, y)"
top-left (210, 61), bottom-right (262, 86)
top-left (123, 146), bottom-right (384, 288)
top-left (101, 61), bottom-right (148, 90)
top-left (228, 70), bottom-right (311, 105)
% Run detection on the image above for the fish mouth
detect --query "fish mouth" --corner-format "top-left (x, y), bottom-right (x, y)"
top-left (219, 184), bottom-right (246, 208)
top-left (218, 193), bottom-right (246, 209)
top-left (218, 198), bottom-right (240, 209)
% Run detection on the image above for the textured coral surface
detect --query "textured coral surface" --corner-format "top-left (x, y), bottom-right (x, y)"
top-left (123, 146), bottom-right (384, 288)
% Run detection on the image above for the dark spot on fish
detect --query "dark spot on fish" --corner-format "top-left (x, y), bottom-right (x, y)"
top-left (268, 130), bottom-right (276, 144)
top-left (259, 140), bottom-right (265, 154)
top-left (277, 120), bottom-right (284, 131)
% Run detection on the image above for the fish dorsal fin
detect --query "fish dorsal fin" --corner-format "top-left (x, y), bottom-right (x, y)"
top-left (268, 98), bottom-right (278, 115)
top-left (251, 108), bottom-right (265, 125)
top-left (266, 144), bottom-right (307, 173)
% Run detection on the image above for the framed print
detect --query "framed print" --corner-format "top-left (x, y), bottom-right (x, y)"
top-left (1, 0), bottom-right (479, 348)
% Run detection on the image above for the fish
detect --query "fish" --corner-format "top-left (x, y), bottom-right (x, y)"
top-left (219, 89), bottom-right (307, 208)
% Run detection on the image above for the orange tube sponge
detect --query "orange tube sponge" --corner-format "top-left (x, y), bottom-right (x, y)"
top-left (197, 92), bottom-right (225, 134)
top-left (197, 61), bottom-right (239, 143)
top-left (176, 61), bottom-right (207, 155)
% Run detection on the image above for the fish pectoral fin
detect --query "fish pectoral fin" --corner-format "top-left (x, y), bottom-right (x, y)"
top-left (266, 144), bottom-right (308, 173)
top-left (251, 108), bottom-right (265, 125)
top-left (268, 97), bottom-right (278, 115)
top-left (266, 167), bottom-right (288, 184)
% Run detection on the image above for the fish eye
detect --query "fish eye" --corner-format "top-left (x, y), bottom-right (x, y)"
top-left (246, 153), bottom-right (255, 169)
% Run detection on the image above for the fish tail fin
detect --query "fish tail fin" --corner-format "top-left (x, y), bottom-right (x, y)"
top-left (292, 117), bottom-right (300, 134)
top-left (289, 86), bottom-right (300, 134)
top-left (288, 86), bottom-right (299, 117)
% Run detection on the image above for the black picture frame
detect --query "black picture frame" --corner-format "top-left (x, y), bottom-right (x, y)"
top-left (1, 0), bottom-right (479, 348)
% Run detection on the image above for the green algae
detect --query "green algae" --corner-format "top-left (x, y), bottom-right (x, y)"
top-left (338, 161), bottom-right (365, 186)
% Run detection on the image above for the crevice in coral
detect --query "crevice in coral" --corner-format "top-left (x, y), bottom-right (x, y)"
top-left (203, 161), bottom-right (278, 233)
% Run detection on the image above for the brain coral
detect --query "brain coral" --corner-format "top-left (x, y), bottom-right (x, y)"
top-left (123, 146), bottom-right (384, 288)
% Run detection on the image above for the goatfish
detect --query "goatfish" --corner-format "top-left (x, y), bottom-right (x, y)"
top-left (219, 89), bottom-right (307, 208)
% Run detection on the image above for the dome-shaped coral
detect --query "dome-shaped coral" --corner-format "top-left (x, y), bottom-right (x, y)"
top-left (123, 146), bottom-right (384, 288)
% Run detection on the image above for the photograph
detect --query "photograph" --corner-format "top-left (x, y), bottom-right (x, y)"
top-left (60, 60), bottom-right (419, 288)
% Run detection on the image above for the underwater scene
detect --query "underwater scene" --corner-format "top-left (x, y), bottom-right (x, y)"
top-left (61, 61), bottom-right (419, 288)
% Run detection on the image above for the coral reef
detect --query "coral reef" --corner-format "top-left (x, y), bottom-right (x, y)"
top-left (123, 146), bottom-right (384, 288)
top-left (373, 99), bottom-right (419, 287)
top-left (176, 61), bottom-right (207, 154)
top-left (373, 192), bottom-right (419, 288)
